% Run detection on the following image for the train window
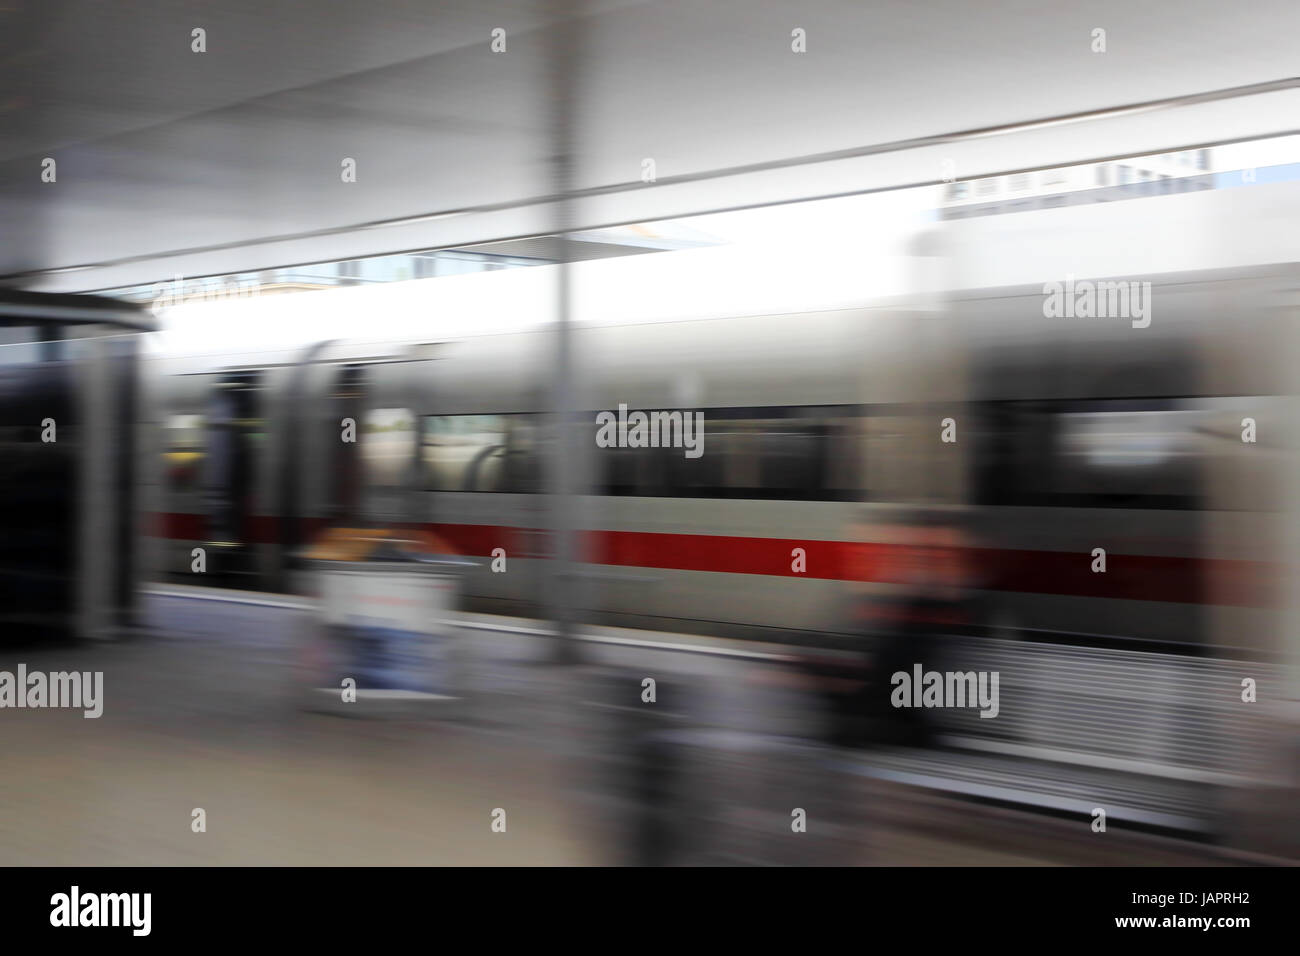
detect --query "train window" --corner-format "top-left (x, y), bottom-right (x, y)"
top-left (413, 406), bottom-right (864, 501)
top-left (974, 400), bottom-right (1204, 509)
top-left (504, 417), bottom-right (543, 493)
top-left (164, 413), bottom-right (204, 492)
top-left (663, 417), bottom-right (745, 497)
top-left (424, 415), bottom-right (508, 492)
top-left (599, 406), bottom-right (854, 501)
top-left (861, 413), bottom-right (914, 502)
top-left (362, 408), bottom-right (416, 488)
top-left (758, 422), bottom-right (827, 498)
top-left (422, 414), bottom-right (542, 493)
top-left (823, 412), bottom-right (864, 500)
top-left (600, 441), bottom-right (670, 496)
top-left (1053, 408), bottom-right (1201, 502)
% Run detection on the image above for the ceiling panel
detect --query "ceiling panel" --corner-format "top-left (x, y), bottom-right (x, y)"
top-left (2, 0), bottom-right (1296, 292)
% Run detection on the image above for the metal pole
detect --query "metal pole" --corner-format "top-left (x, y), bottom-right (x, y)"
top-left (545, 0), bottom-right (587, 664)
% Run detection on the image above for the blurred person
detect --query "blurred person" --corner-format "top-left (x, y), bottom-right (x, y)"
top-left (870, 509), bottom-right (979, 746)
top-left (815, 508), bottom-right (981, 748)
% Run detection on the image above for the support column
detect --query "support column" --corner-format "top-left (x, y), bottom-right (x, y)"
top-left (544, 0), bottom-right (589, 664)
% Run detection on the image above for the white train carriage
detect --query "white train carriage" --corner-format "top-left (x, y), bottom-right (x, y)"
top-left (943, 179), bottom-right (1300, 658)
top-left (141, 180), bottom-right (1300, 653)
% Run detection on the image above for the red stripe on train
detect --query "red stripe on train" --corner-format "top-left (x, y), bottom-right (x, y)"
top-left (148, 514), bottom-right (1276, 608)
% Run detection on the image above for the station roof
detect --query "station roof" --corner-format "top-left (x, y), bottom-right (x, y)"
top-left (0, 288), bottom-right (154, 330)
top-left (2, 0), bottom-right (1297, 293)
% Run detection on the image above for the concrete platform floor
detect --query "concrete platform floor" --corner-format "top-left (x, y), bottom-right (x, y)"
top-left (0, 589), bottom-right (1266, 866)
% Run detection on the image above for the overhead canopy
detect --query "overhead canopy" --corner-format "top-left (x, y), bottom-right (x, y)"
top-left (0, 289), bottom-right (153, 330)
top-left (3, 0), bottom-right (1297, 293)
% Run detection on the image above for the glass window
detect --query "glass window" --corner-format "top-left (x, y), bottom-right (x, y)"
top-left (974, 400), bottom-right (1204, 509)
top-left (362, 407), bottom-right (416, 488)
top-left (504, 416), bottom-right (543, 493)
top-left (605, 406), bottom-right (854, 501)
top-left (1053, 408), bottom-right (1201, 500)
top-left (664, 416), bottom-right (747, 497)
top-left (759, 422), bottom-right (827, 498)
top-left (164, 413), bottom-right (204, 492)
top-left (600, 441), bottom-right (670, 496)
top-left (424, 414), bottom-right (508, 491)
top-left (425, 406), bottom-right (858, 500)
top-left (422, 414), bottom-right (540, 492)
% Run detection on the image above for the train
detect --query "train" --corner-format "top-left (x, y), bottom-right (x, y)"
top-left (139, 179), bottom-right (1300, 656)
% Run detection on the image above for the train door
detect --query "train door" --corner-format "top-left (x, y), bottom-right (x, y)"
top-left (305, 357), bottom-right (418, 530)
top-left (361, 357), bottom-right (423, 528)
top-left (281, 349), bottom-right (405, 587)
top-left (199, 369), bottom-right (267, 586)
top-left (328, 363), bottom-right (366, 525)
top-left (275, 340), bottom-right (334, 588)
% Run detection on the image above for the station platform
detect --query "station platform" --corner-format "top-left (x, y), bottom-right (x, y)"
top-left (0, 585), bottom-right (1283, 866)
